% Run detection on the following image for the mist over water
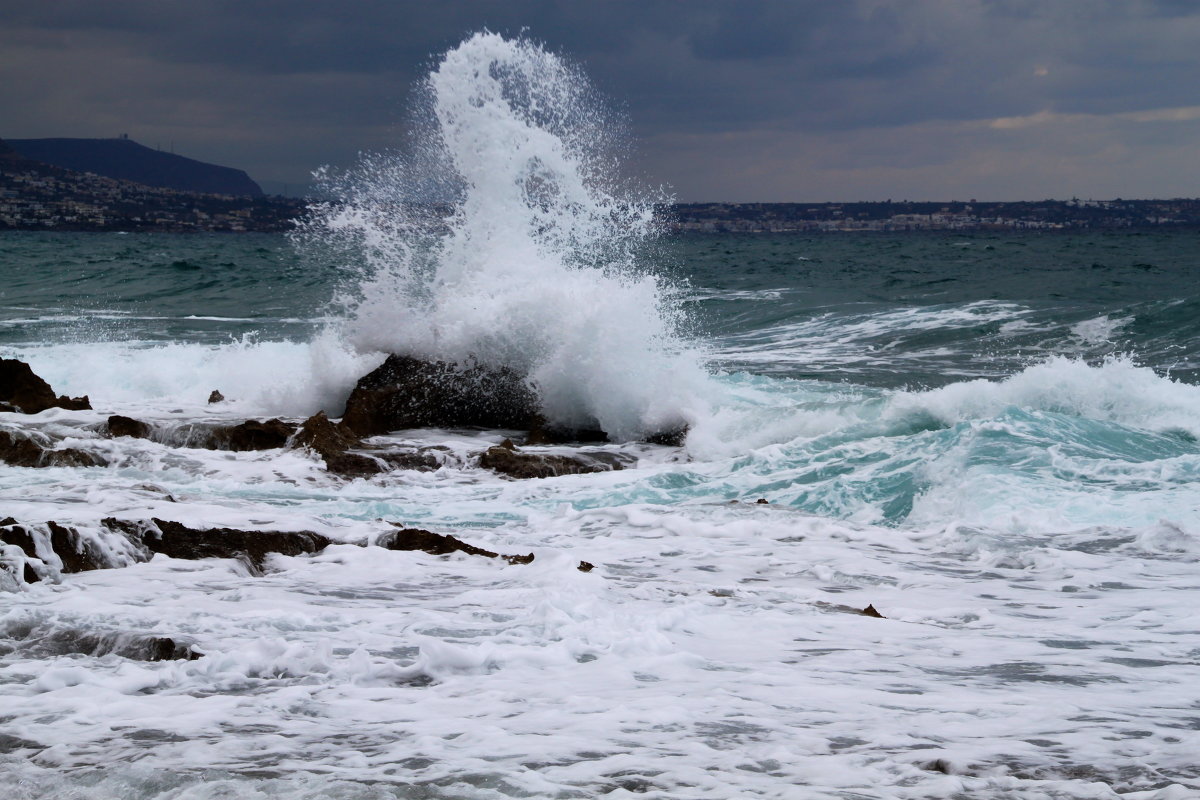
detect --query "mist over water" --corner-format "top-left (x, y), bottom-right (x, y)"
top-left (302, 32), bottom-right (710, 440)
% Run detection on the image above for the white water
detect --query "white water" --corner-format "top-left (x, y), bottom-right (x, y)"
top-left (303, 32), bottom-right (711, 441)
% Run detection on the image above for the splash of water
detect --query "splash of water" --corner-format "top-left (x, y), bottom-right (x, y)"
top-left (302, 32), bottom-right (711, 440)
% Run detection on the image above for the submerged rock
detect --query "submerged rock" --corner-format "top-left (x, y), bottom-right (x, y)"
top-left (341, 354), bottom-right (539, 436)
top-left (479, 439), bottom-right (631, 479)
top-left (378, 525), bottom-right (534, 565)
top-left (15, 627), bottom-right (202, 661)
top-left (0, 358), bottom-right (91, 414)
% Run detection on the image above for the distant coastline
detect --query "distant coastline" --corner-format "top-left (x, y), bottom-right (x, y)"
top-left (3, 138), bottom-right (1198, 233)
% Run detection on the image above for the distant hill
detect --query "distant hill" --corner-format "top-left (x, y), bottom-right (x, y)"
top-left (0, 138), bottom-right (16, 159)
top-left (6, 137), bottom-right (263, 197)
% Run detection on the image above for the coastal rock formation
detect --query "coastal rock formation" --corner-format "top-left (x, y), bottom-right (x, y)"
top-left (0, 358), bottom-right (91, 414)
top-left (479, 439), bottom-right (631, 479)
top-left (341, 355), bottom-right (539, 436)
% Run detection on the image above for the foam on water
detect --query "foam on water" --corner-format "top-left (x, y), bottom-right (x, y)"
top-left (301, 32), bottom-right (711, 440)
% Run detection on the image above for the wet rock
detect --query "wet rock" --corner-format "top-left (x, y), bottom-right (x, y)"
top-left (0, 429), bottom-right (106, 468)
top-left (578, 561), bottom-right (595, 572)
top-left (525, 414), bottom-right (608, 445)
top-left (208, 389), bottom-right (225, 404)
top-left (341, 354), bottom-right (540, 436)
top-left (209, 418), bottom-right (296, 451)
top-left (292, 411), bottom-right (446, 477)
top-left (129, 518), bottom-right (332, 573)
top-left (378, 526), bottom-right (534, 565)
top-left (645, 425), bottom-right (689, 447)
top-left (47, 521), bottom-right (111, 572)
top-left (0, 358), bottom-right (91, 414)
top-left (107, 414), bottom-right (151, 439)
top-left (756, 498), bottom-right (769, 505)
top-left (479, 439), bottom-right (631, 479)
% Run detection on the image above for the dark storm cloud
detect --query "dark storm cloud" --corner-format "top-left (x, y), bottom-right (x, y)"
top-left (2, 0), bottom-right (1199, 199)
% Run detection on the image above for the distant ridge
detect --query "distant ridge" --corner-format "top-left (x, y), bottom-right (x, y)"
top-left (6, 137), bottom-right (262, 197)
top-left (0, 138), bottom-right (16, 159)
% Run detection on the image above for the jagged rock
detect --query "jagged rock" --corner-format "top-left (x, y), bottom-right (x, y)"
top-left (341, 355), bottom-right (540, 436)
top-left (0, 429), bottom-right (105, 468)
top-left (210, 418), bottom-right (296, 451)
top-left (378, 526), bottom-right (534, 565)
top-left (861, 604), bottom-right (885, 619)
top-left (0, 358), bottom-right (91, 414)
top-left (208, 389), bottom-right (225, 404)
top-left (479, 439), bottom-right (631, 479)
top-left (107, 414), bottom-right (151, 439)
top-left (292, 411), bottom-right (359, 458)
top-left (578, 561), bottom-right (595, 572)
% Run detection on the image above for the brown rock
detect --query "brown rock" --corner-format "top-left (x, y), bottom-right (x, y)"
top-left (861, 604), bottom-right (885, 619)
top-left (137, 518), bottom-right (331, 572)
top-left (208, 390), bottom-right (225, 404)
top-left (578, 561), bottom-right (595, 572)
top-left (292, 411), bottom-right (359, 458)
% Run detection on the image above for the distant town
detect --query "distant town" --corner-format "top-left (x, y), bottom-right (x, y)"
top-left (2, 136), bottom-right (1199, 234)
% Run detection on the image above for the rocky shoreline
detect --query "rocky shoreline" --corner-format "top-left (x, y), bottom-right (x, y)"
top-left (0, 355), bottom-right (677, 591)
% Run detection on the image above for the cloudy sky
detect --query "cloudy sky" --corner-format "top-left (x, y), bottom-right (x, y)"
top-left (3, 0), bottom-right (1199, 201)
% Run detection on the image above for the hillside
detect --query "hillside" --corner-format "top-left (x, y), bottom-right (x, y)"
top-left (6, 137), bottom-right (262, 197)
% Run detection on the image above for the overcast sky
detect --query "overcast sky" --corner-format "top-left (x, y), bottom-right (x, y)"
top-left (3, 0), bottom-right (1199, 201)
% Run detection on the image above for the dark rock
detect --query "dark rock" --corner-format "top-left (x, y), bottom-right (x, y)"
top-left (0, 401), bottom-right (18, 413)
top-left (47, 521), bottom-right (111, 572)
top-left (210, 418), bottom-right (296, 451)
top-left (0, 429), bottom-right (105, 468)
top-left (341, 355), bottom-right (539, 436)
top-left (0, 522), bottom-right (43, 583)
top-left (756, 498), bottom-right (769, 505)
top-left (525, 414), bottom-right (608, 445)
top-left (479, 440), bottom-right (630, 480)
top-left (861, 604), bottom-right (885, 619)
top-left (578, 561), bottom-right (595, 572)
top-left (323, 451), bottom-right (385, 478)
top-left (0, 358), bottom-right (91, 414)
top-left (644, 425), bottom-right (689, 447)
top-left (208, 390), bottom-right (225, 404)
top-left (107, 414), bottom-right (151, 439)
top-left (378, 526), bottom-right (534, 565)
top-left (134, 518), bottom-right (332, 572)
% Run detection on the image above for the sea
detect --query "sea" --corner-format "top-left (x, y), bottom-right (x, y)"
top-left (2, 32), bottom-right (1199, 800)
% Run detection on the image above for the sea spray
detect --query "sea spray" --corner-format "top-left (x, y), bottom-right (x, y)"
top-left (300, 32), bottom-right (712, 440)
